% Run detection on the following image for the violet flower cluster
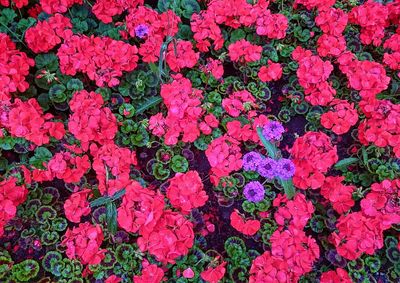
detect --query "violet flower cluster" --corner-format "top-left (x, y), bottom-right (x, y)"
top-left (242, 152), bottom-right (295, 181)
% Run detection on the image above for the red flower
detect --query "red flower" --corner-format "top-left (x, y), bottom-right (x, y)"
top-left (25, 14), bottom-right (72, 53)
top-left (105, 275), bottom-right (121, 283)
top-left (64, 189), bottom-right (91, 223)
top-left (68, 90), bottom-right (117, 151)
top-left (321, 176), bottom-right (355, 214)
top-left (117, 181), bottom-right (164, 235)
top-left (249, 251), bottom-right (292, 283)
top-left (273, 193), bottom-right (314, 229)
top-left (291, 132), bottom-right (338, 190)
top-left (228, 39), bottom-right (262, 63)
top-left (230, 210), bottom-right (260, 236)
top-left (315, 8), bottom-right (348, 36)
top-left (137, 210), bottom-right (194, 264)
top-left (133, 263), bottom-right (164, 283)
top-left (167, 171), bottom-right (208, 214)
top-left (222, 90), bottom-right (256, 118)
top-left (0, 33), bottom-right (34, 100)
top-left (258, 61), bottom-right (283, 82)
top-left (200, 261), bottom-right (227, 283)
top-left (0, 177), bottom-right (28, 237)
top-left (62, 222), bottom-right (106, 265)
top-left (205, 135), bottom-right (242, 185)
top-left (58, 35), bottom-right (138, 87)
top-left (40, 0), bottom-right (83, 14)
top-left (320, 99), bottom-right (358, 135)
top-left (320, 268), bottom-right (352, 283)
top-left (166, 40), bottom-right (199, 72)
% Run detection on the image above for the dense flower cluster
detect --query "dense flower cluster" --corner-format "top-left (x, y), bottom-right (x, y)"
top-left (337, 51), bottom-right (390, 99)
top-left (292, 47), bottom-right (335, 106)
top-left (0, 0), bottom-right (28, 8)
top-left (90, 142), bottom-right (137, 195)
top-left (228, 39), bottom-right (262, 63)
top-left (149, 75), bottom-right (215, 145)
top-left (205, 135), bottom-right (242, 185)
top-left (320, 176), bottom-right (355, 214)
top-left (118, 181), bottom-right (164, 235)
top-left (25, 14), bottom-right (72, 53)
top-left (222, 90), bottom-right (256, 117)
top-left (250, 225), bottom-right (320, 282)
top-left (349, 1), bottom-right (388, 46)
top-left (0, 177), bottom-right (28, 237)
top-left (0, 98), bottom-right (65, 145)
top-left (40, 0), bottom-right (82, 14)
top-left (166, 171), bottom-right (208, 214)
top-left (320, 268), bottom-right (352, 283)
top-left (126, 7), bottom-right (181, 62)
top-left (64, 189), bottom-right (91, 223)
top-left (320, 99), bottom-right (358, 135)
top-left (166, 40), bottom-right (199, 72)
top-left (291, 132), bottom-right (338, 189)
top-left (92, 0), bottom-right (143, 23)
top-left (57, 35), bottom-right (139, 87)
top-left (32, 151), bottom-right (90, 183)
top-left (383, 33), bottom-right (400, 74)
top-left (358, 98), bottom-right (400, 157)
top-left (137, 210), bottom-right (194, 264)
top-left (273, 193), bottom-right (314, 229)
top-left (62, 222), bottom-right (106, 265)
top-left (0, 33), bottom-right (34, 100)
top-left (258, 61), bottom-right (283, 82)
top-left (68, 90), bottom-right (117, 151)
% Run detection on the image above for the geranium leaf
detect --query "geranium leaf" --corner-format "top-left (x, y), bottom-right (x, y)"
top-left (334, 157), bottom-right (359, 169)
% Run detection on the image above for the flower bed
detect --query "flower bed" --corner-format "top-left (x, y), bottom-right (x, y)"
top-left (0, 0), bottom-right (400, 282)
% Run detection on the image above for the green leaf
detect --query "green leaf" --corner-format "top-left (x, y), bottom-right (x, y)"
top-left (280, 179), bottom-right (295, 199)
top-left (135, 96), bottom-right (163, 115)
top-left (111, 189), bottom-right (126, 201)
top-left (230, 29), bottom-right (246, 43)
top-left (106, 202), bottom-right (118, 234)
top-left (0, 9), bottom-right (17, 26)
top-left (35, 53), bottom-right (59, 71)
top-left (29, 147), bottom-right (53, 169)
top-left (90, 196), bottom-right (111, 208)
top-left (334, 157), bottom-right (359, 169)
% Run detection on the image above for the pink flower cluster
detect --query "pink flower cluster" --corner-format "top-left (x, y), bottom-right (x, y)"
top-left (222, 90), bottom-right (256, 118)
top-left (320, 176), bottom-right (355, 214)
top-left (92, 0), bottom-right (143, 23)
top-left (90, 143), bottom-right (138, 195)
top-left (349, 0), bottom-right (388, 46)
top-left (40, 0), bottom-right (82, 14)
top-left (62, 222), bottom-right (106, 265)
top-left (57, 35), bottom-right (138, 87)
top-left (358, 98), bottom-right (400, 157)
top-left (337, 51), bottom-right (390, 99)
top-left (292, 47), bottom-right (335, 106)
top-left (166, 40), bottom-right (199, 72)
top-left (0, 177), bottom-right (28, 237)
top-left (290, 132), bottom-right (338, 190)
top-left (32, 151), bottom-right (90, 183)
top-left (64, 189), bottom-right (91, 223)
top-left (228, 39), bottom-right (262, 63)
top-left (166, 171), bottom-right (208, 214)
top-left (68, 90), bottom-right (117, 151)
top-left (0, 33), bottom-right (34, 100)
top-left (206, 135), bottom-right (242, 185)
top-left (126, 7), bottom-right (181, 62)
top-left (149, 75), bottom-right (217, 145)
top-left (383, 33), bottom-right (400, 75)
top-left (0, 98), bottom-right (65, 145)
top-left (320, 99), bottom-right (358, 135)
top-left (25, 14), bottom-right (72, 53)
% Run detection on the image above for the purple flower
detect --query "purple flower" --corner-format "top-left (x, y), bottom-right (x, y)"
top-left (242, 151), bottom-right (263, 171)
top-left (243, 181), bottom-right (265, 202)
top-left (275, 158), bottom-right (295, 180)
top-left (135, 24), bottom-right (149, 39)
top-left (262, 121), bottom-right (284, 141)
top-left (257, 158), bottom-right (277, 179)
